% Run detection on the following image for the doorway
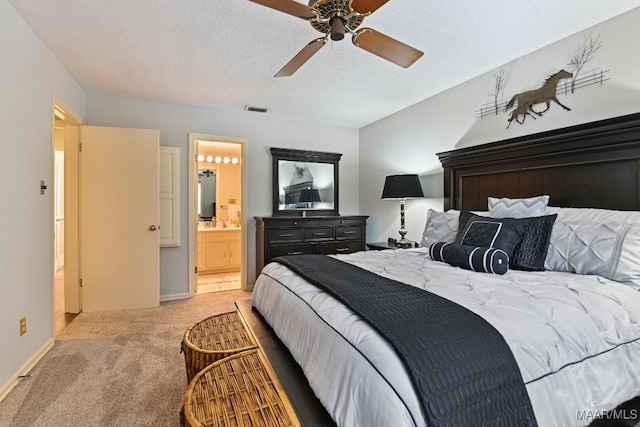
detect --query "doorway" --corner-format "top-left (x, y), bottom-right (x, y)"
top-left (52, 102), bottom-right (81, 336)
top-left (189, 135), bottom-right (246, 295)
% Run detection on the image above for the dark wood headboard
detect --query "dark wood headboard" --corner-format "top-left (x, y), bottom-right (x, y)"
top-left (437, 112), bottom-right (640, 211)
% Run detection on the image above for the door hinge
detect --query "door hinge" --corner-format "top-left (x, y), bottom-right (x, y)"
top-left (79, 278), bottom-right (83, 287)
top-left (79, 143), bottom-right (83, 152)
top-left (195, 266), bottom-right (198, 274)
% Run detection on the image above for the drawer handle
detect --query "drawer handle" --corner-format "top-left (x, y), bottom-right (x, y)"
top-left (336, 248), bottom-right (350, 252)
top-left (287, 251), bottom-right (303, 255)
top-left (312, 232), bottom-right (327, 236)
top-left (279, 233), bottom-right (294, 237)
top-left (343, 230), bottom-right (357, 235)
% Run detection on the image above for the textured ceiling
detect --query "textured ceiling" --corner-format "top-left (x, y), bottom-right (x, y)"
top-left (9, 0), bottom-right (639, 128)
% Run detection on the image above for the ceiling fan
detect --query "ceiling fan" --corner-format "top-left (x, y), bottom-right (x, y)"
top-left (250, 0), bottom-right (424, 77)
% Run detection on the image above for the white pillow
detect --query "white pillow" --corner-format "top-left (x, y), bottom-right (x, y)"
top-left (545, 221), bottom-right (640, 290)
top-left (488, 195), bottom-right (549, 218)
top-left (421, 209), bottom-right (459, 248)
top-left (546, 206), bottom-right (640, 224)
top-left (614, 224), bottom-right (640, 290)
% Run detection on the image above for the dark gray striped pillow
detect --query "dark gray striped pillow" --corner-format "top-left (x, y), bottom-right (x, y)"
top-left (429, 242), bottom-right (509, 275)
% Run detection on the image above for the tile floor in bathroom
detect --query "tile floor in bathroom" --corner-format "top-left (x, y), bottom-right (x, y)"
top-left (197, 271), bottom-right (241, 293)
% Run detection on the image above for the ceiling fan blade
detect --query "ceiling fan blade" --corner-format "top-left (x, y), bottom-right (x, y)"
top-left (275, 38), bottom-right (326, 77)
top-left (249, 0), bottom-right (317, 19)
top-left (352, 28), bottom-right (423, 68)
top-left (350, 0), bottom-right (389, 14)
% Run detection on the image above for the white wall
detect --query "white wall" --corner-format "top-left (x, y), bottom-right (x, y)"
top-left (85, 94), bottom-right (360, 294)
top-left (360, 8), bottom-right (640, 244)
top-left (0, 0), bottom-right (87, 398)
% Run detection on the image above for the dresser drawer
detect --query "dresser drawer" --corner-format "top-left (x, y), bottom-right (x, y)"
top-left (321, 240), bottom-right (363, 255)
top-left (304, 227), bottom-right (334, 241)
top-left (269, 243), bottom-right (319, 258)
top-left (336, 226), bottom-right (362, 239)
top-left (268, 228), bottom-right (303, 243)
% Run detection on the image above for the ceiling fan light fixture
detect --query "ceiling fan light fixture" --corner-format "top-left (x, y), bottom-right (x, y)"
top-left (330, 17), bottom-right (345, 41)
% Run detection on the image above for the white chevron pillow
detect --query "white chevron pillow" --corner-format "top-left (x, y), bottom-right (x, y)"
top-left (488, 195), bottom-right (549, 219)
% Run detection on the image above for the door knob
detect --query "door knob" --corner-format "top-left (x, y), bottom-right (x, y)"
top-left (149, 225), bottom-right (157, 231)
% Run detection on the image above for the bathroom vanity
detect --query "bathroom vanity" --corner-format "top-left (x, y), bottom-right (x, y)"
top-left (197, 228), bottom-right (241, 273)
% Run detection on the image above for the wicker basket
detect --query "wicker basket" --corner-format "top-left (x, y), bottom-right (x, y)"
top-left (183, 349), bottom-right (301, 427)
top-left (182, 311), bottom-right (258, 382)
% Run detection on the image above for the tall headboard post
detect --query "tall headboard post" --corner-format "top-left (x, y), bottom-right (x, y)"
top-left (437, 113), bottom-right (640, 211)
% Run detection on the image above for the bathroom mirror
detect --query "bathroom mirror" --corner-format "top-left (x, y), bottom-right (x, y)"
top-left (271, 148), bottom-right (341, 216)
top-left (198, 169), bottom-right (216, 220)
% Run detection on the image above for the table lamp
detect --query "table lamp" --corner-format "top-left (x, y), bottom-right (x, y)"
top-left (381, 174), bottom-right (424, 247)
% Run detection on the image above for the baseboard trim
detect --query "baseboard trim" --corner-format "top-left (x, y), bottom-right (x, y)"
top-left (0, 338), bottom-right (55, 402)
top-left (160, 292), bottom-right (189, 302)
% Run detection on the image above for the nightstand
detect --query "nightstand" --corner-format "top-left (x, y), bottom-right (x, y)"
top-left (366, 241), bottom-right (420, 250)
top-left (366, 241), bottom-right (396, 250)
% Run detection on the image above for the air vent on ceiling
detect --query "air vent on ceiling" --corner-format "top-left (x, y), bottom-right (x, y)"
top-left (244, 105), bottom-right (268, 113)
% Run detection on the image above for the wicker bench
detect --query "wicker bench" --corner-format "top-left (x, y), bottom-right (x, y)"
top-left (182, 310), bottom-right (258, 382)
top-left (183, 348), bottom-right (301, 427)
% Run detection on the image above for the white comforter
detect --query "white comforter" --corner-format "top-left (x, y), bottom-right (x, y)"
top-left (251, 248), bottom-right (640, 427)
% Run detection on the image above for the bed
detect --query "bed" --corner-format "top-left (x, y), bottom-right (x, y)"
top-left (251, 112), bottom-right (640, 427)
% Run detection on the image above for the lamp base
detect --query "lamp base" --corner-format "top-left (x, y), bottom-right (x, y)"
top-left (398, 226), bottom-right (408, 242)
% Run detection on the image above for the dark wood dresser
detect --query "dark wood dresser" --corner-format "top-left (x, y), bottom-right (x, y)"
top-left (255, 216), bottom-right (368, 274)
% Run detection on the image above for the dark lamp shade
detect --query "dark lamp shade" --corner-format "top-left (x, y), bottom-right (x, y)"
top-left (299, 188), bottom-right (321, 202)
top-left (381, 174), bottom-right (424, 199)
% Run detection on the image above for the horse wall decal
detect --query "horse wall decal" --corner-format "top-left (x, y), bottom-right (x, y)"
top-left (506, 101), bottom-right (537, 129)
top-left (505, 69), bottom-right (573, 125)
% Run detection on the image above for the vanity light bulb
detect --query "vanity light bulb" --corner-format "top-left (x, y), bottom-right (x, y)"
top-left (231, 157), bottom-right (239, 164)
top-left (223, 157), bottom-right (230, 164)
top-left (206, 155), bottom-right (213, 163)
top-left (215, 156), bottom-right (222, 163)
top-left (197, 154), bottom-right (205, 162)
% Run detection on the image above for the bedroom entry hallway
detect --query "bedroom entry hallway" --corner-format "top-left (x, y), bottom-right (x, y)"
top-left (52, 103), bottom-right (81, 336)
top-left (189, 134), bottom-right (247, 295)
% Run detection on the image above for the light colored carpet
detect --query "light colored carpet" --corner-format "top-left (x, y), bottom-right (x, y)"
top-left (0, 290), bottom-right (251, 427)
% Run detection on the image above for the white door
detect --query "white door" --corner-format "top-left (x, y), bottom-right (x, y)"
top-left (64, 123), bottom-right (81, 313)
top-left (80, 126), bottom-right (160, 311)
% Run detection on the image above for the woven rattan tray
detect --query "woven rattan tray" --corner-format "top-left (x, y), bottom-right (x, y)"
top-left (183, 348), bottom-right (301, 427)
top-left (182, 310), bottom-right (258, 382)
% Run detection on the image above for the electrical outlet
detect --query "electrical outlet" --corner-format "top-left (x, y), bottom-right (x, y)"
top-left (19, 317), bottom-right (27, 336)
